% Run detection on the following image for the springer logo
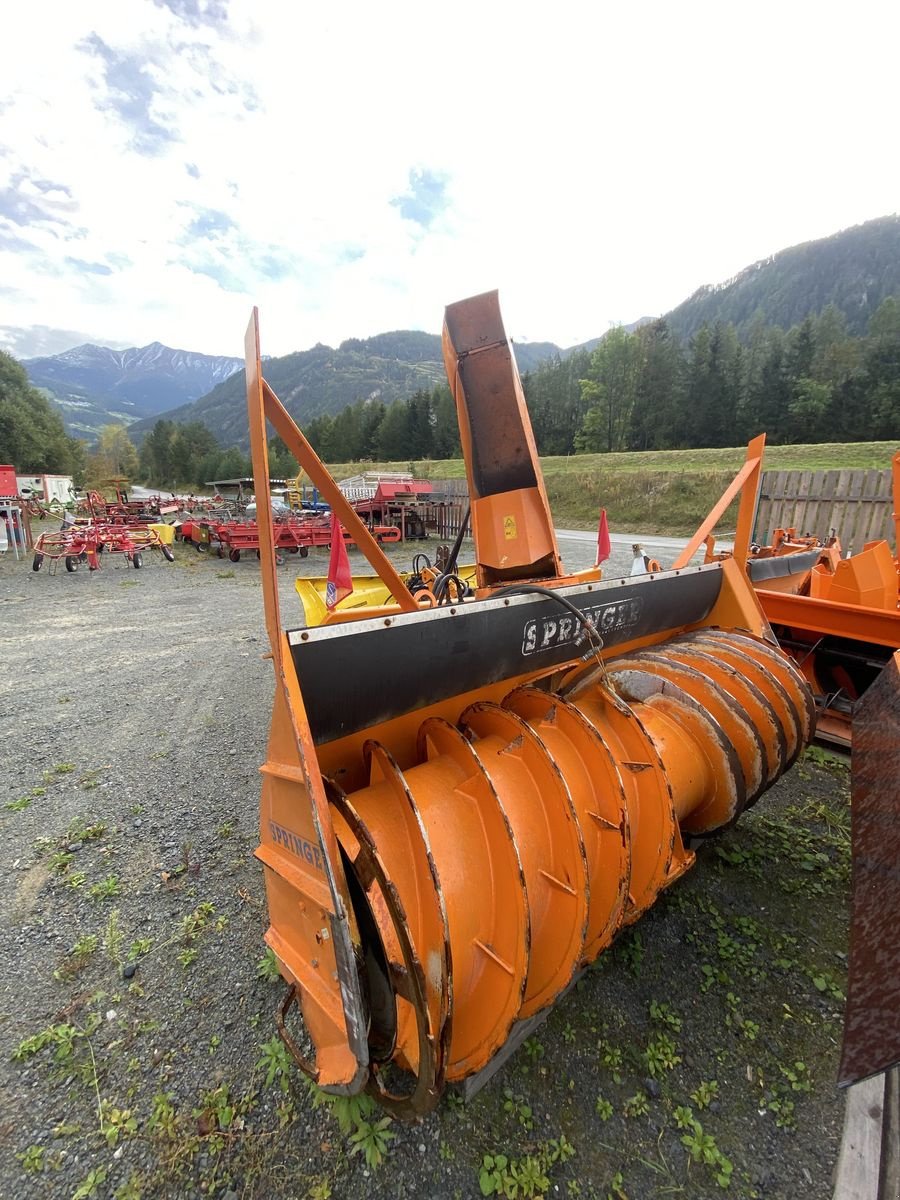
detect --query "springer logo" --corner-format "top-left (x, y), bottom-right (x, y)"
top-left (522, 596), bottom-right (643, 656)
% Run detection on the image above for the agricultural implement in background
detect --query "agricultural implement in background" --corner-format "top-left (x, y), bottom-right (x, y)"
top-left (180, 515), bottom-right (401, 563)
top-left (32, 522), bottom-right (175, 572)
top-left (697, 445), bottom-right (900, 749)
top-left (244, 294), bottom-right (819, 1118)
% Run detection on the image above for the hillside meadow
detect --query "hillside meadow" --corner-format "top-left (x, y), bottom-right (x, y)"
top-left (325, 441), bottom-right (899, 536)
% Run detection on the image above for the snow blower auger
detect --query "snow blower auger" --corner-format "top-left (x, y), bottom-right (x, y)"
top-left (243, 295), bottom-right (814, 1120)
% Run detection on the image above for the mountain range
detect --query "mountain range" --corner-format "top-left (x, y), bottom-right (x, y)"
top-left (23, 342), bottom-right (243, 441)
top-left (19, 213), bottom-right (900, 448)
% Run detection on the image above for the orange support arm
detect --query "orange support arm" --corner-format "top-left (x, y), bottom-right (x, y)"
top-left (245, 309), bottom-right (417, 615)
top-left (672, 434), bottom-right (766, 571)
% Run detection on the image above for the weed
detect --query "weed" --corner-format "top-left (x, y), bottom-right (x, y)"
top-left (680, 1118), bottom-right (733, 1188)
top-left (479, 1138), bottom-right (576, 1198)
top-left (5, 796), bottom-right (31, 811)
top-left (218, 821), bottom-right (234, 838)
top-left (257, 947), bottom-right (282, 983)
top-left (195, 1082), bottom-right (236, 1133)
top-left (606, 1171), bottom-right (628, 1200)
top-left (803, 745), bottom-right (848, 772)
top-left (595, 1095), bottom-right (613, 1121)
top-left (16, 1144), bottom-right (44, 1172)
top-left (440, 1139), bottom-right (455, 1161)
top-left (104, 908), bottom-right (124, 965)
top-left (49, 850), bottom-right (74, 875)
top-left (523, 1035), bottom-right (545, 1064)
top-left (177, 947), bottom-right (198, 969)
top-left (690, 1080), bottom-right (719, 1110)
top-left (674, 1105), bottom-right (695, 1130)
top-left (100, 1101), bottom-right (138, 1148)
top-left (623, 1091), bottom-right (650, 1118)
top-left (73, 1167), bottom-right (108, 1199)
top-left (257, 1036), bottom-right (293, 1093)
top-left (561, 1020), bottom-right (577, 1045)
top-left (308, 1179), bottom-right (333, 1200)
top-left (208, 1034), bottom-right (221, 1054)
top-left (89, 875), bottom-right (120, 900)
top-left (648, 1000), bottom-right (682, 1033)
top-left (69, 818), bottom-right (107, 842)
top-left (216, 570), bottom-right (236, 579)
top-left (780, 1060), bottom-right (811, 1093)
top-left (31, 786), bottom-right (46, 797)
top-left (128, 937), bottom-right (153, 962)
top-left (643, 1031), bottom-right (681, 1077)
top-left (349, 1114), bottom-right (396, 1169)
top-left (54, 762), bottom-right (76, 775)
top-left (503, 1086), bottom-right (534, 1130)
top-left (599, 1042), bottom-right (624, 1084)
top-left (147, 1092), bottom-right (178, 1139)
top-left (615, 929), bottom-right (643, 976)
top-left (13, 1016), bottom-right (100, 1067)
top-left (66, 872), bottom-right (86, 890)
top-left (55, 933), bottom-right (99, 981)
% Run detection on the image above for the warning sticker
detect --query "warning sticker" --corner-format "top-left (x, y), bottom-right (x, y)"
top-left (503, 516), bottom-right (517, 540)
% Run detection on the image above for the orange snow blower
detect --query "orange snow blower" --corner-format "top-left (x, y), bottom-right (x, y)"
top-left (244, 294), bottom-right (813, 1118)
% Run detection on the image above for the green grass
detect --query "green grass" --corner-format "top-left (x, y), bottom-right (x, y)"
top-left (322, 441), bottom-right (898, 536)
top-left (326, 440), bottom-right (897, 483)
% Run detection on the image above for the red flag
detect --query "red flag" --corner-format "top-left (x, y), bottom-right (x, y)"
top-left (596, 508), bottom-right (611, 565)
top-left (325, 514), bottom-right (353, 609)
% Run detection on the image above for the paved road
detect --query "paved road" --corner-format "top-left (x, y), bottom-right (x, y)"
top-left (556, 527), bottom-right (734, 552)
top-left (554, 527), bottom-right (734, 576)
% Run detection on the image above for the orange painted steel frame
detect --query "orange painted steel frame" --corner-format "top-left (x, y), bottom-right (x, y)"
top-left (245, 303), bottom-right (813, 1117)
top-left (672, 433), bottom-right (766, 571)
top-left (718, 443), bottom-right (900, 747)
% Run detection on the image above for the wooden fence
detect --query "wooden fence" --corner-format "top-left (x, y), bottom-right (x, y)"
top-left (754, 469), bottom-right (897, 552)
top-left (423, 479), bottom-right (470, 540)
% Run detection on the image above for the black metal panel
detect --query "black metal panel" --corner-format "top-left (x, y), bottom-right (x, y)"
top-left (288, 568), bottom-right (723, 745)
top-left (746, 548), bottom-right (821, 583)
top-left (458, 347), bottom-right (538, 498)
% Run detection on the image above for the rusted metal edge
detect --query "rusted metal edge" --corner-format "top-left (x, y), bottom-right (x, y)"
top-left (839, 652), bottom-right (900, 1087)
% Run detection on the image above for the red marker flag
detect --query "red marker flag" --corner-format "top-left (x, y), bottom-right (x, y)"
top-left (596, 508), bottom-right (611, 565)
top-left (325, 514), bottom-right (353, 609)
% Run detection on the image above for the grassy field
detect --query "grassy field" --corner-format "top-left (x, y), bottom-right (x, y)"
top-left (325, 441), bottom-right (898, 536)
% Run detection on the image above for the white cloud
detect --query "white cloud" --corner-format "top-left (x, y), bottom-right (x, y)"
top-left (1, 0), bottom-right (899, 360)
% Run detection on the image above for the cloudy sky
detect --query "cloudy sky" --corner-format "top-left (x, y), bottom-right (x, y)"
top-left (1, 0), bottom-right (898, 361)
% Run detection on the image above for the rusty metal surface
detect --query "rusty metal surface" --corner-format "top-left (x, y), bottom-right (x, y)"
top-left (840, 651), bottom-right (900, 1086)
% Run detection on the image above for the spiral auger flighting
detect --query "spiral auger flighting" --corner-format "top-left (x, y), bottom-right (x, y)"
top-left (325, 628), bottom-right (813, 1116)
top-left (243, 295), bottom-right (816, 1121)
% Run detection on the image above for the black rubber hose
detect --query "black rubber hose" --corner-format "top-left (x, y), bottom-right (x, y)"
top-left (489, 583), bottom-right (601, 648)
top-left (444, 507), bottom-right (470, 575)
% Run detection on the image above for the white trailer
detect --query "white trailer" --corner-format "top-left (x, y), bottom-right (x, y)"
top-left (16, 474), bottom-right (74, 505)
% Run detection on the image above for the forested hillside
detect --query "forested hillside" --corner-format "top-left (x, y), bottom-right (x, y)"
top-left (667, 215), bottom-right (900, 341)
top-left (519, 297), bottom-right (900, 456)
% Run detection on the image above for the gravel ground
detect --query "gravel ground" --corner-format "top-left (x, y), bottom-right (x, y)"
top-left (0, 536), bottom-right (850, 1200)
